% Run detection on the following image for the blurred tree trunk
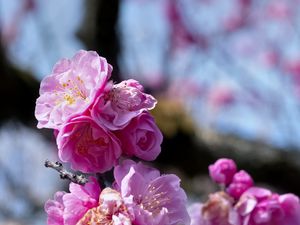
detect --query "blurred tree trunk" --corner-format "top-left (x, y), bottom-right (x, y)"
top-left (153, 99), bottom-right (300, 196)
top-left (0, 43), bottom-right (39, 126)
top-left (77, 0), bottom-right (121, 82)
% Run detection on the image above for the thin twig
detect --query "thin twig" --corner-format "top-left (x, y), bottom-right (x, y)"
top-left (44, 160), bottom-right (88, 185)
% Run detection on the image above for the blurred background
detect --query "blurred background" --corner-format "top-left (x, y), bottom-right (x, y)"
top-left (1, 0), bottom-right (300, 224)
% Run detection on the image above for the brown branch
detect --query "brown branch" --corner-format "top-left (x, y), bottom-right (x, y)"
top-left (44, 160), bottom-right (88, 185)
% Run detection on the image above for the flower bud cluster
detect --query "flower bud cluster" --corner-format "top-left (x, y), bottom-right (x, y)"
top-left (190, 158), bottom-right (300, 225)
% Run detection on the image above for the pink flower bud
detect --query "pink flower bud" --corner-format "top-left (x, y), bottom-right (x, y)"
top-left (116, 112), bottom-right (163, 161)
top-left (226, 170), bottom-right (253, 199)
top-left (209, 158), bottom-right (237, 186)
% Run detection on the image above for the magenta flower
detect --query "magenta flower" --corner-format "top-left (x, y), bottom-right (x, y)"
top-left (92, 79), bottom-right (157, 130)
top-left (116, 112), bottom-right (163, 161)
top-left (235, 187), bottom-right (300, 225)
top-left (35, 50), bottom-right (112, 130)
top-left (45, 177), bottom-right (101, 225)
top-left (209, 158), bottom-right (237, 186)
top-left (226, 170), bottom-right (254, 199)
top-left (56, 115), bottom-right (121, 173)
top-left (113, 160), bottom-right (191, 225)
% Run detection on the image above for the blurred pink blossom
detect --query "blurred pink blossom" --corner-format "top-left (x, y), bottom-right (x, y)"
top-left (209, 158), bottom-right (237, 186)
top-left (207, 87), bottom-right (235, 109)
top-left (189, 192), bottom-right (240, 225)
top-left (236, 187), bottom-right (300, 225)
top-left (226, 170), bottom-right (254, 199)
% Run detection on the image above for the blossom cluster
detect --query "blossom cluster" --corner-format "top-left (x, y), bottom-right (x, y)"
top-left (189, 158), bottom-right (300, 225)
top-left (35, 50), bottom-right (189, 225)
top-left (45, 160), bottom-right (190, 225)
top-left (35, 50), bottom-right (300, 225)
top-left (35, 50), bottom-right (162, 173)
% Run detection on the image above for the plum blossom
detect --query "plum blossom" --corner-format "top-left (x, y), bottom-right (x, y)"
top-left (77, 188), bottom-right (132, 225)
top-left (45, 177), bottom-right (101, 225)
top-left (235, 187), bottom-right (300, 225)
top-left (92, 79), bottom-right (157, 130)
top-left (35, 50), bottom-right (112, 130)
top-left (56, 115), bottom-right (121, 173)
top-left (189, 203), bottom-right (205, 225)
top-left (45, 177), bottom-right (133, 225)
top-left (209, 158), bottom-right (237, 186)
top-left (45, 191), bottom-right (65, 225)
top-left (188, 192), bottom-right (240, 225)
top-left (116, 112), bottom-right (163, 161)
top-left (113, 160), bottom-right (191, 225)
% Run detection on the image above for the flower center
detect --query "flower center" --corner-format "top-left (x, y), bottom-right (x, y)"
top-left (56, 76), bottom-right (88, 105)
top-left (74, 125), bottom-right (109, 156)
top-left (77, 206), bottom-right (113, 225)
top-left (140, 183), bottom-right (170, 215)
top-left (109, 85), bottom-right (142, 111)
top-left (76, 188), bottom-right (130, 225)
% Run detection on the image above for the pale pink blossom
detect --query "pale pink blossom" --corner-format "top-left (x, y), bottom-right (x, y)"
top-left (92, 79), bottom-right (157, 130)
top-left (188, 203), bottom-right (205, 225)
top-left (77, 188), bottom-right (132, 225)
top-left (35, 50), bottom-right (112, 130)
top-left (209, 158), bottom-right (237, 186)
top-left (113, 160), bottom-right (191, 225)
top-left (56, 115), bottom-right (121, 173)
top-left (202, 192), bottom-right (240, 225)
top-left (116, 112), bottom-right (163, 161)
top-left (45, 191), bottom-right (65, 225)
top-left (188, 192), bottom-right (240, 225)
top-left (45, 177), bottom-right (101, 225)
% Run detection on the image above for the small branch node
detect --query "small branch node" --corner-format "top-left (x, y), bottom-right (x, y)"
top-left (44, 160), bottom-right (88, 185)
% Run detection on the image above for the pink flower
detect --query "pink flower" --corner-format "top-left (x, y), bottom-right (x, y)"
top-left (35, 50), bottom-right (112, 130)
top-left (45, 191), bottom-right (65, 225)
top-left (188, 192), bottom-right (241, 225)
top-left (113, 160), bottom-right (191, 225)
top-left (202, 192), bottom-right (240, 225)
top-left (116, 112), bottom-right (163, 161)
top-left (209, 158), bottom-right (237, 186)
top-left (188, 203), bottom-right (205, 225)
top-left (235, 187), bottom-right (300, 225)
top-left (92, 79), bottom-right (157, 130)
top-left (45, 178), bottom-right (133, 224)
top-left (45, 177), bottom-right (101, 225)
top-left (56, 115), bottom-right (121, 173)
top-left (77, 188), bottom-right (133, 225)
top-left (226, 170), bottom-right (254, 199)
